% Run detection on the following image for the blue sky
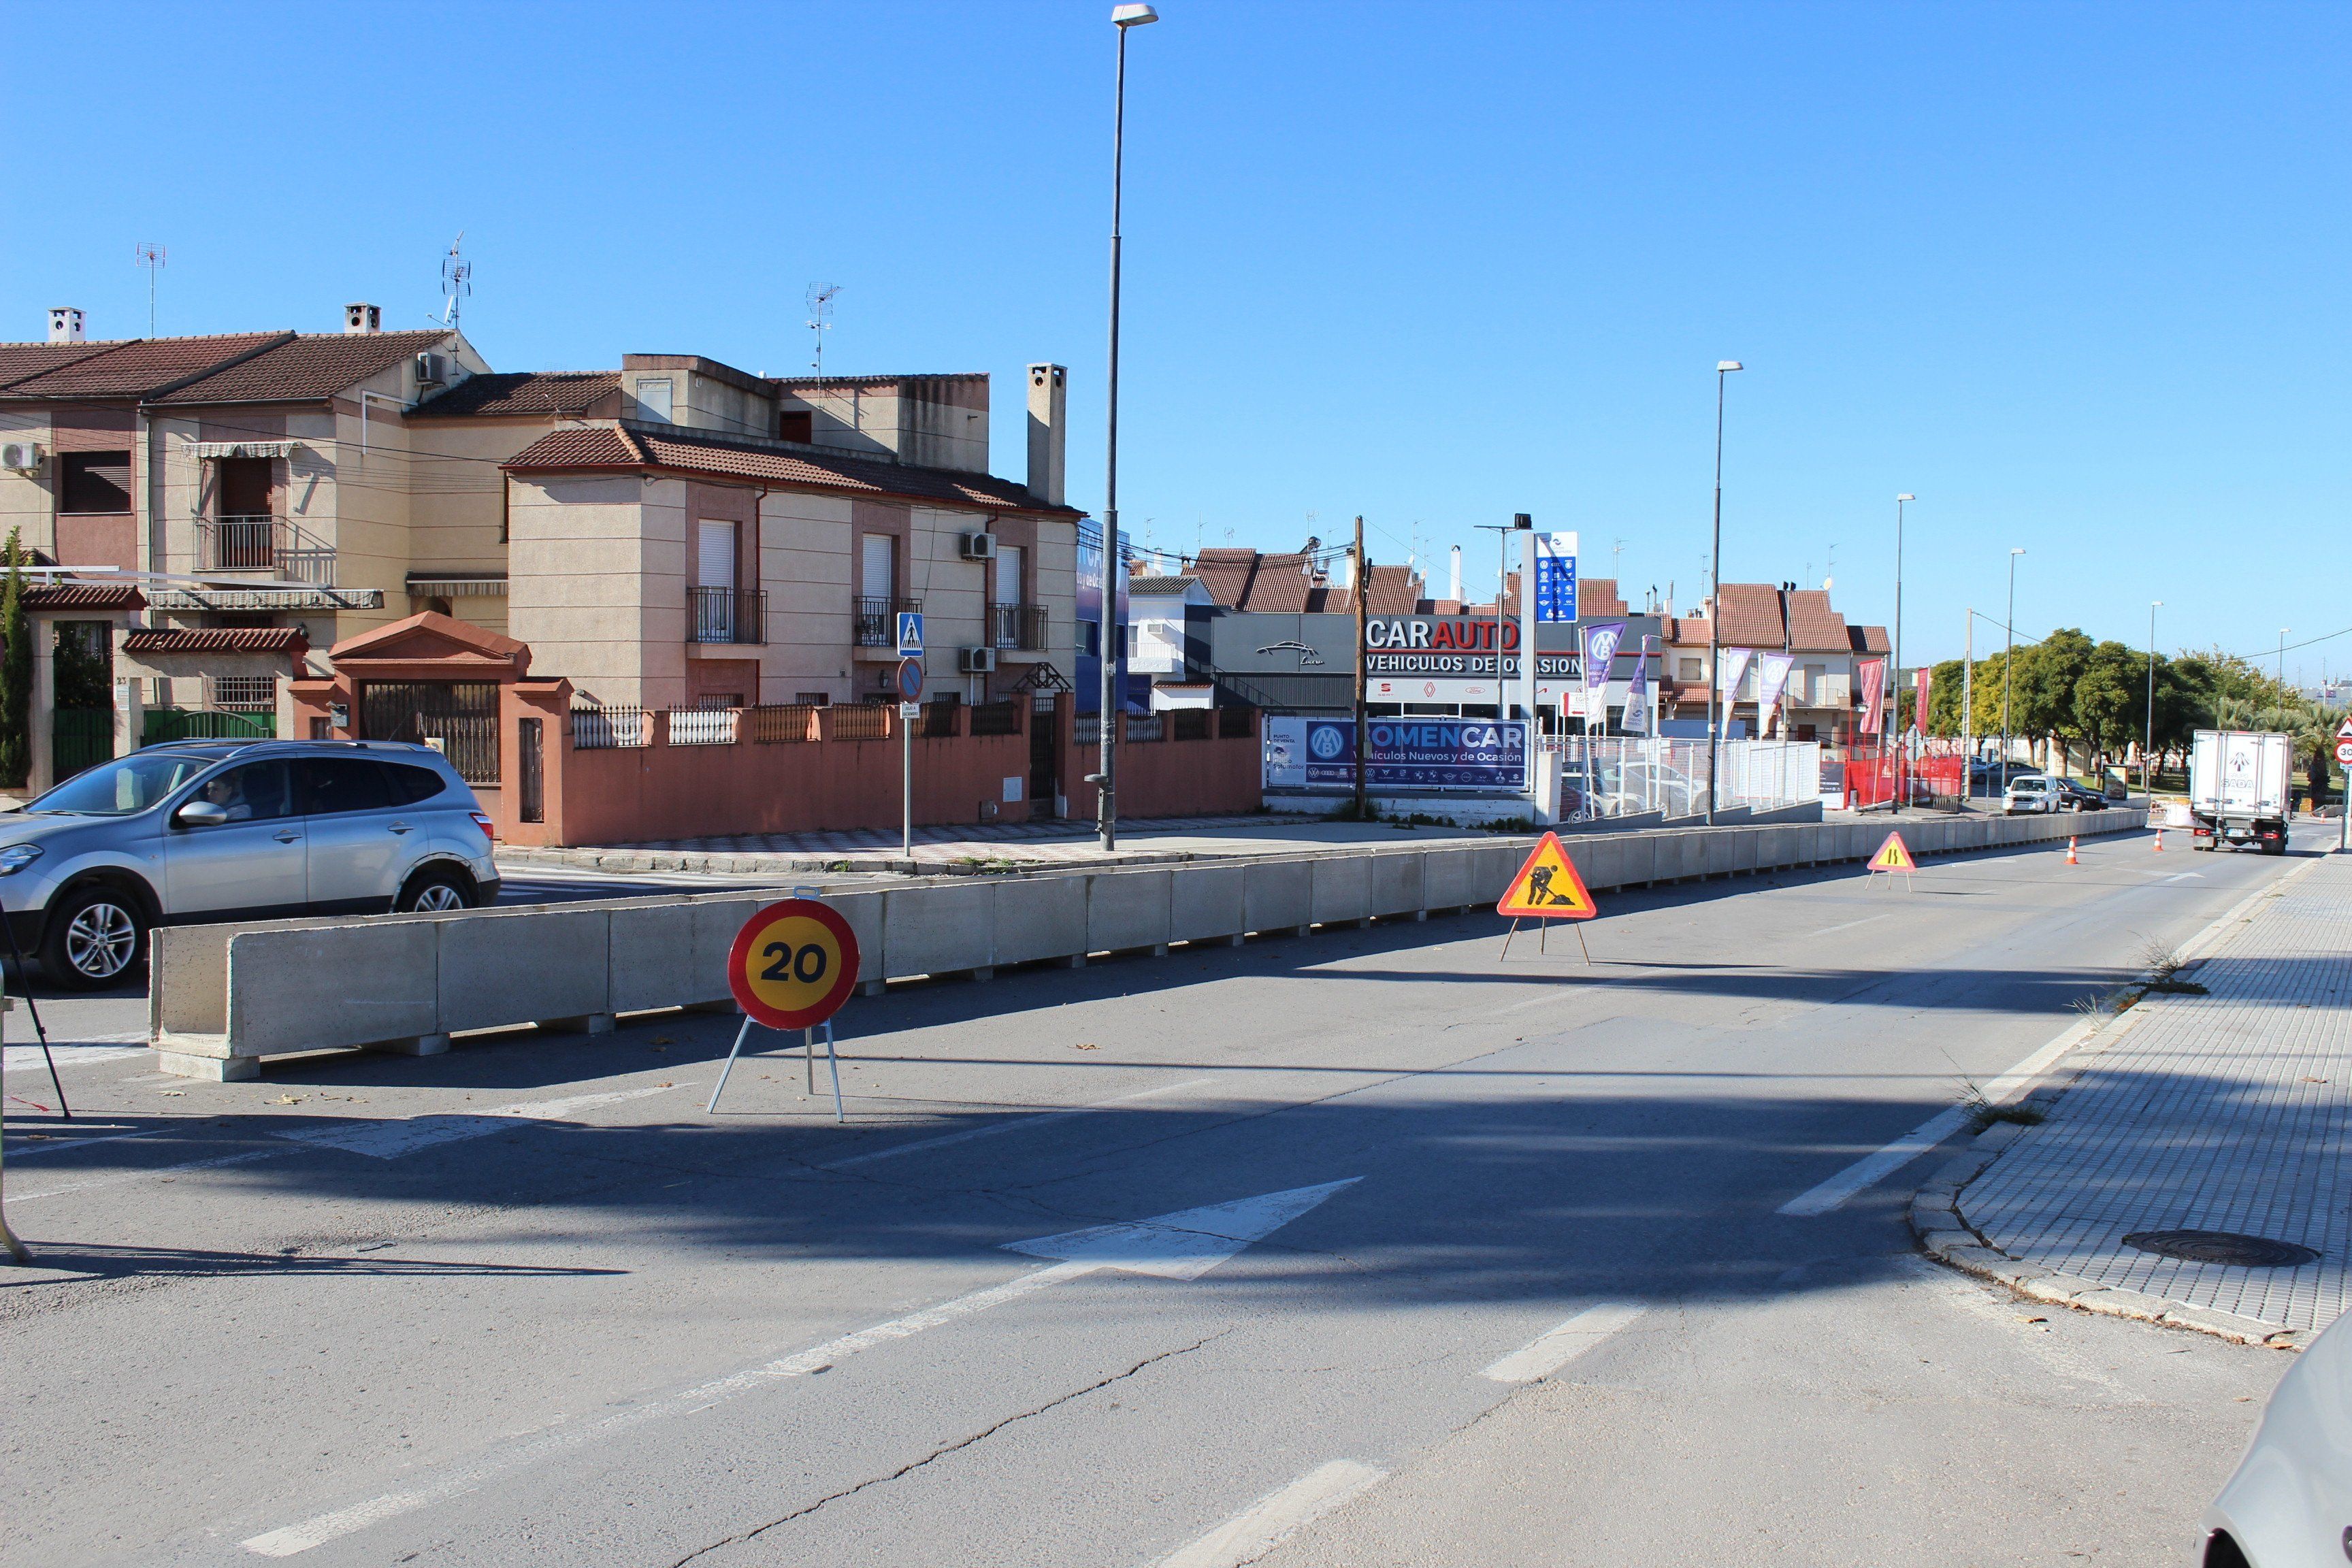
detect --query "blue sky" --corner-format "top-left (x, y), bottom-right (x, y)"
top-left (4, 2), bottom-right (2344, 672)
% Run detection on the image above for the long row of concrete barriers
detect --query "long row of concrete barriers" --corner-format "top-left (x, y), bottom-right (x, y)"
top-left (149, 807), bottom-right (2147, 1079)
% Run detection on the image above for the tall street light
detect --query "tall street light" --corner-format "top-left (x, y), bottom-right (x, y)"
top-left (2002, 548), bottom-right (2025, 791)
top-left (2144, 600), bottom-right (2161, 794)
top-left (1095, 1), bottom-right (1158, 852)
top-left (1888, 493), bottom-right (1914, 813)
top-left (2279, 627), bottom-right (2291, 693)
top-left (1705, 359), bottom-right (1742, 825)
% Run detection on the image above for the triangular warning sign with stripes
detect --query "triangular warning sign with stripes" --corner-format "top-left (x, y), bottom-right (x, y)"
top-left (1869, 830), bottom-right (1917, 873)
top-left (1497, 832), bottom-right (1598, 919)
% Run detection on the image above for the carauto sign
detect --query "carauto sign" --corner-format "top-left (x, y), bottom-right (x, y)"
top-left (1362, 616), bottom-right (1574, 679)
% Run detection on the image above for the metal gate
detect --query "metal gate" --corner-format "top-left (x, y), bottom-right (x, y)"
top-left (52, 709), bottom-right (112, 781)
top-left (518, 717), bottom-right (544, 823)
top-left (360, 681), bottom-right (500, 784)
top-left (143, 708), bottom-right (275, 745)
top-left (1028, 697), bottom-right (1059, 815)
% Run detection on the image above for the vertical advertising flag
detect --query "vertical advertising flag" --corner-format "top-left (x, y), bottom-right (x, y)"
top-left (1859, 657), bottom-right (1887, 737)
top-left (1716, 647), bottom-right (1754, 708)
top-left (1754, 653), bottom-right (1795, 736)
top-left (1580, 620), bottom-right (1626, 723)
top-left (1911, 667), bottom-right (1931, 738)
top-left (1533, 532), bottom-right (1580, 622)
top-left (1620, 636), bottom-right (1654, 735)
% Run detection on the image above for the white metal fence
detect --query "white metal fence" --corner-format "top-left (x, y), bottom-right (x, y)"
top-left (1541, 736), bottom-right (1822, 820)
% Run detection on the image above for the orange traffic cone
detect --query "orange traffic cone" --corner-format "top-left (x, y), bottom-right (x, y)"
top-left (2153, 826), bottom-right (2164, 852)
top-left (2066, 836), bottom-right (2079, 864)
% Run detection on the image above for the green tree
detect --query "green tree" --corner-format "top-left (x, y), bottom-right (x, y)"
top-left (2021, 628), bottom-right (2093, 768)
top-left (0, 530), bottom-right (29, 788)
top-left (2072, 640), bottom-right (2144, 768)
top-left (52, 623), bottom-right (112, 710)
top-left (1925, 658), bottom-right (1968, 737)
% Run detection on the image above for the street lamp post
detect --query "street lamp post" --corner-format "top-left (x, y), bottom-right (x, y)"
top-left (2002, 549), bottom-right (2025, 791)
top-left (1094, 1), bottom-right (1158, 853)
top-left (1705, 359), bottom-right (1742, 825)
top-left (1888, 493), bottom-right (1913, 813)
top-left (2144, 600), bottom-right (2161, 794)
top-left (2279, 627), bottom-right (2291, 693)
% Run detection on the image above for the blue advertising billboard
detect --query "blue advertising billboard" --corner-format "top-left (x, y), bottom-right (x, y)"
top-left (1273, 717), bottom-right (1528, 791)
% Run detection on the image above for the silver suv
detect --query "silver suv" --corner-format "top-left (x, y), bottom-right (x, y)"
top-left (0, 740), bottom-right (500, 990)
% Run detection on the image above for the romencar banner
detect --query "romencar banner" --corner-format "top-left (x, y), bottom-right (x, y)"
top-left (1620, 636), bottom-right (1653, 735)
top-left (1717, 647), bottom-right (1754, 703)
top-left (1754, 653), bottom-right (1795, 735)
top-left (1580, 621), bottom-right (1627, 717)
top-left (1263, 717), bottom-right (1528, 792)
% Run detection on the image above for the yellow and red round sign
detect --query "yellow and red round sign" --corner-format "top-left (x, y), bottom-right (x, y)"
top-left (728, 899), bottom-right (860, 1030)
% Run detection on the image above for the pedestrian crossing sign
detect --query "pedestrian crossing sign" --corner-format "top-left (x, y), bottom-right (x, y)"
top-left (1497, 832), bottom-right (1598, 920)
top-left (1869, 831), bottom-right (1918, 874)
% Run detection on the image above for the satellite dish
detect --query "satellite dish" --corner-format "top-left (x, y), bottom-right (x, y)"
top-left (1823, 576), bottom-right (1834, 591)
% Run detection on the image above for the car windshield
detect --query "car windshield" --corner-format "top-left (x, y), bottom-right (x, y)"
top-left (25, 749), bottom-right (237, 816)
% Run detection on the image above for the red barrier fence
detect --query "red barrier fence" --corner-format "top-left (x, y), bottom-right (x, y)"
top-left (1842, 745), bottom-right (1965, 808)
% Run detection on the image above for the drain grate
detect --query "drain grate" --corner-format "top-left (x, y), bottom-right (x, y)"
top-left (2122, 1230), bottom-right (2321, 1268)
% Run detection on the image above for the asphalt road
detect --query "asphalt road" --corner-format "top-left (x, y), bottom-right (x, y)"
top-left (0, 823), bottom-right (2310, 1567)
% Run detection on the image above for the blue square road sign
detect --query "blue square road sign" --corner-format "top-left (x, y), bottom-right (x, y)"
top-left (896, 611), bottom-right (924, 657)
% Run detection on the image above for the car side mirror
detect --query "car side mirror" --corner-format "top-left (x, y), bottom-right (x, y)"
top-left (174, 800), bottom-right (229, 830)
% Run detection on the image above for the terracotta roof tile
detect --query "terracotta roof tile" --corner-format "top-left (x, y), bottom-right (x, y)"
top-left (503, 424), bottom-right (1078, 517)
top-left (0, 333), bottom-right (291, 399)
top-left (1319, 563), bottom-right (1426, 618)
top-left (1710, 583), bottom-right (1788, 647)
top-left (152, 331), bottom-right (451, 405)
top-left (0, 342), bottom-right (114, 387)
top-left (125, 627), bottom-right (307, 656)
top-left (1127, 576), bottom-right (1200, 595)
top-left (407, 370), bottom-right (623, 419)
top-left (1784, 589), bottom-right (1849, 651)
top-left (1188, 549), bottom-right (1260, 609)
top-left (23, 583), bottom-right (144, 611)
top-left (1578, 576), bottom-right (1629, 617)
top-left (1850, 623), bottom-right (1890, 654)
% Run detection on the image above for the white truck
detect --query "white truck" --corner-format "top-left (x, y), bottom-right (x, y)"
top-left (2188, 728), bottom-right (2292, 854)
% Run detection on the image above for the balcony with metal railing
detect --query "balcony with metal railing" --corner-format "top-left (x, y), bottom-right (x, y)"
top-left (990, 603), bottom-right (1049, 652)
top-left (689, 586), bottom-right (767, 644)
top-left (195, 515), bottom-right (337, 586)
top-left (853, 595), bottom-right (923, 648)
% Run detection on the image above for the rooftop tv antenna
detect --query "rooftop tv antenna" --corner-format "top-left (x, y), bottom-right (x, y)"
top-left (134, 242), bottom-right (166, 337)
top-left (439, 233), bottom-right (472, 329)
top-left (806, 282), bottom-right (839, 376)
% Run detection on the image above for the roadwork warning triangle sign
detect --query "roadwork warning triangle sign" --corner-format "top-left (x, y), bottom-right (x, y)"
top-left (1869, 830), bottom-right (1918, 873)
top-left (1497, 832), bottom-right (1598, 919)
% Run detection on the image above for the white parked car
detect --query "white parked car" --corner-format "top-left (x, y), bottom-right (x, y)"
top-left (2004, 774), bottom-right (2064, 815)
top-left (2201, 1308), bottom-right (2352, 1565)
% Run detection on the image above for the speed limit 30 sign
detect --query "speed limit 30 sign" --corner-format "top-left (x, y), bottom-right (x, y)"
top-left (727, 899), bottom-right (860, 1030)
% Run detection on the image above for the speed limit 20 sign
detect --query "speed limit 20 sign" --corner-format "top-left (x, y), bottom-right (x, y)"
top-left (727, 899), bottom-right (860, 1030)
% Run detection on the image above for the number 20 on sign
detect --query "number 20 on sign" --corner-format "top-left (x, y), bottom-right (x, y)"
top-left (708, 899), bottom-right (862, 1119)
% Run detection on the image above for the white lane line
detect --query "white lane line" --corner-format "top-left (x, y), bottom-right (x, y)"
top-left (823, 1079), bottom-right (1212, 1170)
top-left (240, 1258), bottom-right (1101, 1557)
top-left (14, 1147), bottom-right (282, 1203)
top-left (273, 1084), bottom-right (684, 1159)
top-left (1156, 1460), bottom-right (1388, 1568)
top-left (2163, 872), bottom-right (2204, 883)
top-left (1806, 915), bottom-right (1888, 938)
top-left (1777, 1017), bottom-right (2096, 1217)
top-left (1480, 1304), bottom-right (1644, 1383)
top-left (5, 1039), bottom-right (150, 1074)
top-left (7, 1124), bottom-right (168, 1159)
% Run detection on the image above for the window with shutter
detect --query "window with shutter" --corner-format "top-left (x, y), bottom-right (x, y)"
top-left (61, 451), bottom-right (132, 513)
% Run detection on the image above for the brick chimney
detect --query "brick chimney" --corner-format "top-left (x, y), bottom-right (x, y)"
top-left (48, 308), bottom-right (84, 344)
top-left (1026, 363), bottom-right (1066, 507)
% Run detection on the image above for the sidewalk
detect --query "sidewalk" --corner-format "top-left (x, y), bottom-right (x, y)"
top-left (1923, 848), bottom-right (2351, 1343)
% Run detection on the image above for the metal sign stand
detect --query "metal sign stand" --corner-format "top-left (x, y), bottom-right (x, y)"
top-left (706, 1016), bottom-right (844, 1123)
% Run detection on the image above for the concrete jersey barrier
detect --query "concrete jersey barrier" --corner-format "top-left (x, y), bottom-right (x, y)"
top-left (150, 807), bottom-right (2146, 1079)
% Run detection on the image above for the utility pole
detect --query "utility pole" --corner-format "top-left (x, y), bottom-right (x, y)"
top-left (2145, 601), bottom-right (2161, 796)
top-left (2002, 549), bottom-right (2025, 791)
top-left (1352, 515), bottom-right (1369, 818)
top-left (1889, 495), bottom-right (1912, 813)
top-left (1963, 608), bottom-right (1974, 802)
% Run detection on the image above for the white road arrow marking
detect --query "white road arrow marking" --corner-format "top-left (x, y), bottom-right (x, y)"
top-left (1004, 1178), bottom-right (1362, 1279)
top-left (2163, 872), bottom-right (2205, 883)
top-left (240, 1177), bottom-right (1361, 1557)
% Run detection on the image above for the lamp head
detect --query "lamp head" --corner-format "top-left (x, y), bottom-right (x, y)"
top-left (1896, 493), bottom-right (1915, 502)
top-left (2010, 548), bottom-right (2027, 556)
top-left (1112, 3), bottom-right (1160, 23)
top-left (1512, 512), bottom-right (1533, 530)
top-left (1716, 360), bottom-right (1743, 372)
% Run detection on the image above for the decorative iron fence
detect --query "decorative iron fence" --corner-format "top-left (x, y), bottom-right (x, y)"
top-left (206, 674), bottom-right (278, 711)
top-left (688, 587), bottom-right (766, 645)
top-left (1218, 705), bottom-right (1257, 740)
top-left (665, 708), bottom-right (739, 745)
top-left (989, 604), bottom-right (1049, 651)
top-left (143, 707), bottom-right (275, 744)
top-left (361, 681), bottom-right (501, 783)
top-left (195, 515), bottom-right (337, 586)
top-left (1124, 714), bottom-right (1164, 743)
top-left (1169, 709), bottom-right (1212, 741)
top-left (829, 704), bottom-right (892, 741)
top-left (572, 706), bottom-right (651, 749)
top-left (923, 700), bottom-right (960, 738)
top-left (853, 596), bottom-right (923, 648)
top-left (741, 704), bottom-right (822, 743)
top-left (968, 701), bottom-right (1022, 736)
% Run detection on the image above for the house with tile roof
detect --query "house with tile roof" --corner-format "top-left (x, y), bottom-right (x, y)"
top-left (1659, 583), bottom-right (1890, 746)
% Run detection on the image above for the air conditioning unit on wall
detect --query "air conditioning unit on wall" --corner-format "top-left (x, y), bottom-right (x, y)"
top-left (958, 647), bottom-right (998, 674)
top-left (959, 532), bottom-right (996, 561)
top-left (0, 442), bottom-right (42, 473)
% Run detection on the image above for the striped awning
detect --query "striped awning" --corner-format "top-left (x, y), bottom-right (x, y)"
top-left (190, 440), bottom-right (299, 460)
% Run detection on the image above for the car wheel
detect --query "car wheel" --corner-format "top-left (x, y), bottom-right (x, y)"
top-left (40, 884), bottom-right (147, 991)
top-left (395, 867), bottom-right (475, 914)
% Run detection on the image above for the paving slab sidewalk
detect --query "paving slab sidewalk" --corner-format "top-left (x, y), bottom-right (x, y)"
top-left (1917, 848), bottom-right (2351, 1345)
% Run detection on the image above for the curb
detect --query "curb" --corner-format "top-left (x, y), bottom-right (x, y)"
top-left (1908, 849), bottom-right (2336, 1350)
